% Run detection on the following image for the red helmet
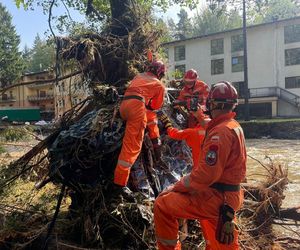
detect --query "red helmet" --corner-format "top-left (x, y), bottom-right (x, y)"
top-left (148, 60), bottom-right (166, 79)
top-left (183, 69), bottom-right (198, 82)
top-left (208, 81), bottom-right (238, 104)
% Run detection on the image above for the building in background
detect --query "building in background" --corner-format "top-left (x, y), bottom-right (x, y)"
top-left (0, 71), bottom-right (55, 121)
top-left (164, 16), bottom-right (300, 118)
top-left (55, 69), bottom-right (90, 119)
top-left (22, 71), bottom-right (55, 121)
top-left (0, 69), bottom-right (90, 122)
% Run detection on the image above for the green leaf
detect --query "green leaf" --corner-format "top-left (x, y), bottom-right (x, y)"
top-left (15, 0), bottom-right (25, 9)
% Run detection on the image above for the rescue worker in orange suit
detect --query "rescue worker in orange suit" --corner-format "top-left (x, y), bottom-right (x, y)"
top-left (154, 81), bottom-right (247, 250)
top-left (114, 60), bottom-right (166, 189)
top-left (173, 69), bottom-right (209, 128)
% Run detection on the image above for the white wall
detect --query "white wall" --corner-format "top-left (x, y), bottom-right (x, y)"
top-left (278, 100), bottom-right (300, 117)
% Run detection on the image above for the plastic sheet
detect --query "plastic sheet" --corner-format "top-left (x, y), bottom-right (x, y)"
top-left (48, 105), bottom-right (194, 197)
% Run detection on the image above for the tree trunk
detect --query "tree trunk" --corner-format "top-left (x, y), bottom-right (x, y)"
top-left (109, 0), bottom-right (134, 36)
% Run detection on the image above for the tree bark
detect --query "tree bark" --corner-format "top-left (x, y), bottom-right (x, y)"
top-left (109, 0), bottom-right (134, 36)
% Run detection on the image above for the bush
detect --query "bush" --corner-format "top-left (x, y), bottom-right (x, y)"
top-left (0, 126), bottom-right (32, 142)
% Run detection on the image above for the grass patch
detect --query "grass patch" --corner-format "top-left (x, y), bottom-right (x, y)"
top-left (0, 145), bottom-right (5, 154)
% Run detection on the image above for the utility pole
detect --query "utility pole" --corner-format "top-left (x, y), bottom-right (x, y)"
top-left (243, 0), bottom-right (250, 121)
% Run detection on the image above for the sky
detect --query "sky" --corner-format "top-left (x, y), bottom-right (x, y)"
top-left (2, 0), bottom-right (206, 50)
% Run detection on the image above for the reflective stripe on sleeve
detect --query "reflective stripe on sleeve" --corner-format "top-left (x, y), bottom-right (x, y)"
top-left (147, 120), bottom-right (158, 126)
top-left (157, 237), bottom-right (178, 246)
top-left (182, 175), bottom-right (190, 188)
top-left (233, 127), bottom-right (244, 138)
top-left (117, 160), bottom-right (132, 168)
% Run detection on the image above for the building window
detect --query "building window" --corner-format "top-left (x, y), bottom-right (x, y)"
top-left (211, 38), bottom-right (224, 55)
top-left (40, 90), bottom-right (46, 97)
top-left (284, 24), bottom-right (300, 44)
top-left (231, 34), bottom-right (243, 52)
top-left (285, 76), bottom-right (300, 89)
top-left (174, 64), bottom-right (186, 79)
top-left (233, 81), bottom-right (246, 98)
top-left (285, 48), bottom-right (300, 66)
top-left (174, 45), bottom-right (185, 61)
top-left (211, 59), bottom-right (224, 75)
top-left (232, 56), bottom-right (244, 72)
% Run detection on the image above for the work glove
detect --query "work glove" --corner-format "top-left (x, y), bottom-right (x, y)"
top-left (109, 182), bottom-right (136, 202)
top-left (158, 113), bottom-right (172, 130)
top-left (216, 204), bottom-right (236, 245)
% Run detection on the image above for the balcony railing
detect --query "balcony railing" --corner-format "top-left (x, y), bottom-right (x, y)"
top-left (27, 81), bottom-right (54, 88)
top-left (27, 94), bottom-right (54, 101)
top-left (0, 97), bottom-right (16, 102)
top-left (247, 87), bottom-right (300, 108)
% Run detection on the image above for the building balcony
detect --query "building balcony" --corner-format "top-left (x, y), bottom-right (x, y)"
top-left (27, 81), bottom-right (54, 88)
top-left (0, 97), bottom-right (17, 103)
top-left (27, 94), bottom-right (54, 101)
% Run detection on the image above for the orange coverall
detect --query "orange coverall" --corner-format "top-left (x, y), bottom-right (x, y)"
top-left (154, 112), bottom-right (247, 250)
top-left (177, 80), bottom-right (209, 128)
top-left (167, 126), bottom-right (206, 169)
top-left (114, 72), bottom-right (165, 186)
top-left (168, 123), bottom-right (225, 248)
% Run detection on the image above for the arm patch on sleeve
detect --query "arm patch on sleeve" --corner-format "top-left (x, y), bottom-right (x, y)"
top-left (205, 145), bottom-right (218, 166)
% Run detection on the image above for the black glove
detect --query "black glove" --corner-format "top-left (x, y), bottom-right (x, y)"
top-left (158, 113), bottom-right (172, 130)
top-left (216, 204), bottom-right (236, 245)
top-left (109, 182), bottom-right (136, 202)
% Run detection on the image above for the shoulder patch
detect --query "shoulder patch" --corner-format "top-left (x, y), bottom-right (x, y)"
top-left (211, 135), bottom-right (220, 143)
top-left (205, 147), bottom-right (218, 166)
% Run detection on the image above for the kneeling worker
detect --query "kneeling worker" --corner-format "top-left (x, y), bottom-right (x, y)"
top-left (154, 81), bottom-right (246, 250)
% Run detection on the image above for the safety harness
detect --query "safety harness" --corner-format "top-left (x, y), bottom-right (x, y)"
top-left (122, 95), bottom-right (145, 103)
top-left (210, 182), bottom-right (240, 192)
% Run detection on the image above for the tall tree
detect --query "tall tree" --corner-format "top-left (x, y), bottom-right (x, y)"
top-left (0, 3), bottom-right (24, 87)
top-left (27, 34), bottom-right (55, 73)
top-left (176, 8), bottom-right (193, 39)
top-left (262, 0), bottom-right (299, 22)
top-left (192, 6), bottom-right (242, 36)
top-left (208, 0), bottom-right (300, 24)
top-left (22, 44), bottom-right (32, 71)
top-left (15, 0), bottom-right (201, 28)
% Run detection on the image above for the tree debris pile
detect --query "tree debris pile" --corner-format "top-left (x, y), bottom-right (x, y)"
top-left (1, 98), bottom-right (299, 249)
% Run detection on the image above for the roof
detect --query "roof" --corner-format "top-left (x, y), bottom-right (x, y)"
top-left (23, 70), bottom-right (52, 76)
top-left (163, 15), bottom-right (300, 46)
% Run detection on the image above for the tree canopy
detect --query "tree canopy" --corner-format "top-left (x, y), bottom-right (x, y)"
top-left (23, 34), bottom-right (55, 73)
top-left (0, 3), bottom-right (24, 87)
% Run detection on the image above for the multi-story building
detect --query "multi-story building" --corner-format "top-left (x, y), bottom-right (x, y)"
top-left (22, 71), bottom-right (55, 120)
top-left (0, 69), bottom-right (90, 121)
top-left (1, 71), bottom-right (55, 120)
top-left (55, 69), bottom-right (90, 119)
top-left (164, 16), bottom-right (300, 118)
